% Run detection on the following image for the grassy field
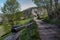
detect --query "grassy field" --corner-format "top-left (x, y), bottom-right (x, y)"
top-left (0, 25), bottom-right (11, 40)
top-left (18, 18), bottom-right (31, 25)
top-left (0, 18), bottom-right (31, 40)
top-left (0, 25), bottom-right (5, 37)
top-left (0, 24), bottom-right (11, 37)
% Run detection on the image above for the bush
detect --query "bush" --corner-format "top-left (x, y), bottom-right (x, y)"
top-left (20, 21), bottom-right (40, 40)
top-left (42, 18), bottom-right (60, 24)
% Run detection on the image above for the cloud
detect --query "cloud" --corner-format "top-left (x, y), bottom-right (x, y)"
top-left (18, 0), bottom-right (37, 11)
top-left (21, 3), bottom-right (37, 11)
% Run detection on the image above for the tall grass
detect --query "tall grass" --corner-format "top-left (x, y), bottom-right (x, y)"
top-left (20, 21), bottom-right (40, 40)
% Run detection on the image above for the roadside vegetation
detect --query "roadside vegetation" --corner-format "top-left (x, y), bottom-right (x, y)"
top-left (20, 20), bottom-right (40, 40)
top-left (0, 18), bottom-right (32, 40)
top-left (0, 18), bottom-right (40, 40)
top-left (33, 0), bottom-right (60, 25)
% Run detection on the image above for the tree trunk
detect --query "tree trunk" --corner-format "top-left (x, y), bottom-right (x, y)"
top-left (46, 0), bottom-right (53, 19)
top-left (54, 0), bottom-right (58, 19)
top-left (54, 0), bottom-right (58, 9)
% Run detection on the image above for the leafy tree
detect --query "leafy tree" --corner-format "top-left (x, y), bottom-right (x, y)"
top-left (1, 0), bottom-right (20, 25)
top-left (32, 0), bottom-right (59, 19)
top-left (32, 0), bottom-right (49, 19)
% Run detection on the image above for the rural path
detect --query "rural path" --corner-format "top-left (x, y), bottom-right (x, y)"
top-left (35, 19), bottom-right (60, 40)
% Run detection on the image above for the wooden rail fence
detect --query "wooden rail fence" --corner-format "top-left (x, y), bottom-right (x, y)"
top-left (4, 22), bottom-right (33, 40)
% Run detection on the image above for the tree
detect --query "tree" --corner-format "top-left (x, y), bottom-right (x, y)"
top-left (32, 0), bottom-right (43, 19)
top-left (32, 0), bottom-right (50, 19)
top-left (54, 0), bottom-right (58, 9)
top-left (1, 0), bottom-right (20, 25)
top-left (32, 0), bottom-right (59, 19)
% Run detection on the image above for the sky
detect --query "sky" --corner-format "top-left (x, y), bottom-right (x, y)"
top-left (0, 0), bottom-right (37, 13)
top-left (18, 0), bottom-right (37, 11)
top-left (0, 0), bottom-right (5, 13)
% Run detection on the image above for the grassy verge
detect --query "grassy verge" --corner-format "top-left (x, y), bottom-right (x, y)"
top-left (20, 21), bottom-right (40, 40)
top-left (18, 18), bottom-right (31, 25)
top-left (42, 18), bottom-right (60, 24)
top-left (0, 18), bottom-right (31, 40)
top-left (0, 24), bottom-right (11, 37)
top-left (0, 32), bottom-right (11, 40)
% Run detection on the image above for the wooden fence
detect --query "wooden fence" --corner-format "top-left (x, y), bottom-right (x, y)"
top-left (4, 22), bottom-right (33, 40)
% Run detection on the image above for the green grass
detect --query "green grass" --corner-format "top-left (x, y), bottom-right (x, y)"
top-left (20, 21), bottom-right (40, 40)
top-left (0, 24), bottom-right (11, 37)
top-left (18, 18), bottom-right (31, 25)
top-left (0, 32), bottom-right (11, 40)
top-left (0, 18), bottom-right (31, 40)
top-left (0, 25), bottom-right (5, 37)
top-left (47, 19), bottom-right (60, 24)
top-left (0, 18), bottom-right (40, 40)
top-left (42, 18), bottom-right (60, 24)
top-left (0, 24), bottom-right (11, 40)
